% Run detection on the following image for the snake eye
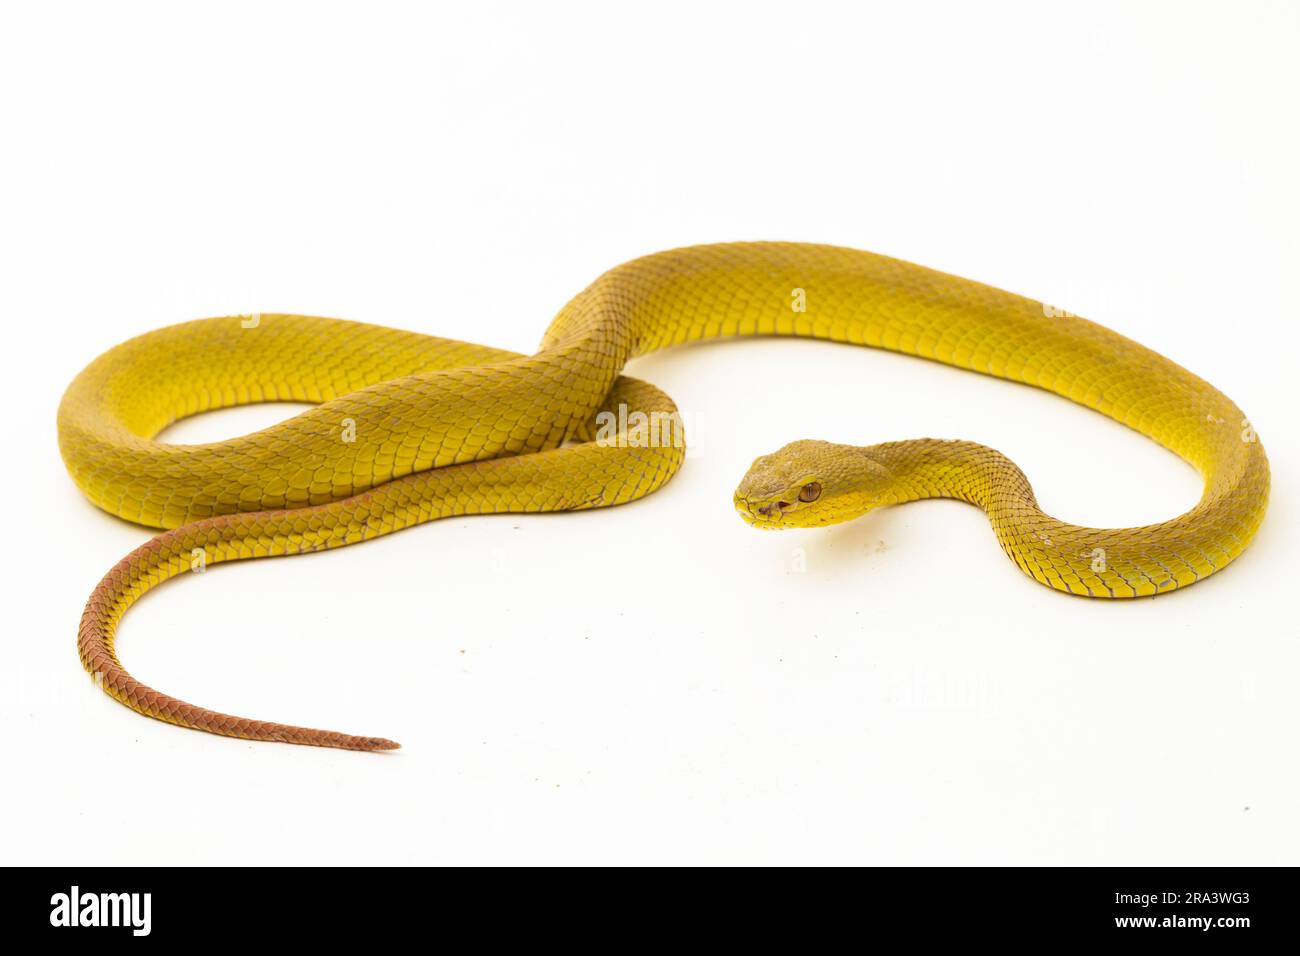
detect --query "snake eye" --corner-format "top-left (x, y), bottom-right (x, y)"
top-left (798, 481), bottom-right (822, 503)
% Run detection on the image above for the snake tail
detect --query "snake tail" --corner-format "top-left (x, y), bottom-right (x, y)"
top-left (76, 378), bottom-right (682, 749)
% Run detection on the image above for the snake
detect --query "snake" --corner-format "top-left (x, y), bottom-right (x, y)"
top-left (59, 242), bottom-right (1270, 751)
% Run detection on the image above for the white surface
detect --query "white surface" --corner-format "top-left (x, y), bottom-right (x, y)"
top-left (1, 1), bottom-right (1297, 865)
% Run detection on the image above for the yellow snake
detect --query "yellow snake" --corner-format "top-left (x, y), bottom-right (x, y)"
top-left (59, 243), bottom-right (1270, 751)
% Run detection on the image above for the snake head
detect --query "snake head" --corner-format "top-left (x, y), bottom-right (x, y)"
top-left (733, 439), bottom-right (891, 529)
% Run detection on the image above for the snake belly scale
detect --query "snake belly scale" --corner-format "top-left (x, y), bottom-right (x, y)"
top-left (58, 243), bottom-right (1269, 750)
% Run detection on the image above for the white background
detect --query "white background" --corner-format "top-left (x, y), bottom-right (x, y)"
top-left (1, 1), bottom-right (1297, 865)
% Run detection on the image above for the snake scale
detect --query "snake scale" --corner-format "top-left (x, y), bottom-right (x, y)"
top-left (58, 243), bottom-right (1269, 750)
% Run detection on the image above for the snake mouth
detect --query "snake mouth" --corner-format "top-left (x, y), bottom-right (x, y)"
top-left (735, 495), bottom-right (795, 527)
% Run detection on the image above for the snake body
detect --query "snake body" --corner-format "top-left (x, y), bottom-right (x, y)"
top-left (59, 243), bottom-right (1269, 750)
